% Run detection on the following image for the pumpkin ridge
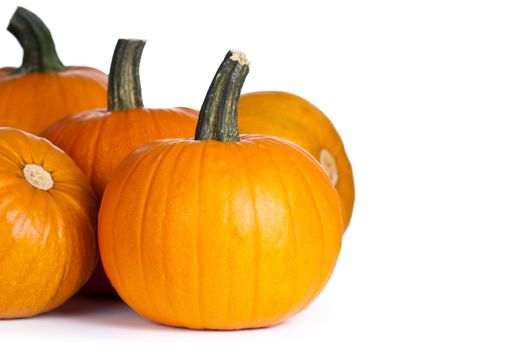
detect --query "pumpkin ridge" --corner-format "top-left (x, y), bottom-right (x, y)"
top-left (275, 143), bottom-right (328, 312)
top-left (234, 142), bottom-right (261, 324)
top-left (195, 142), bottom-right (208, 328)
top-left (161, 143), bottom-right (189, 319)
top-left (225, 147), bottom-right (234, 324)
top-left (48, 190), bottom-right (93, 311)
top-left (136, 145), bottom-right (172, 319)
top-left (88, 113), bottom-right (108, 195)
top-left (54, 72), bottom-right (71, 116)
top-left (0, 80), bottom-right (15, 119)
top-left (48, 124), bottom-right (75, 163)
top-left (5, 189), bottom-right (42, 308)
top-left (41, 208), bottom-right (68, 312)
top-left (260, 141), bottom-right (300, 323)
top-left (105, 143), bottom-right (159, 302)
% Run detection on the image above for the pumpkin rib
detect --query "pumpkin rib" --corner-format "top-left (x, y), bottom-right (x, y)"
top-left (50, 187), bottom-right (97, 290)
top-left (0, 80), bottom-right (14, 118)
top-left (36, 194), bottom-right (70, 311)
top-left (0, 198), bottom-right (15, 264)
top-left (195, 142), bottom-right (207, 328)
top-left (6, 185), bottom-right (66, 312)
top-left (105, 144), bottom-right (158, 303)
top-left (235, 141), bottom-right (261, 323)
top-left (54, 72), bottom-right (70, 115)
top-left (44, 197), bottom-right (93, 311)
top-left (41, 206), bottom-right (68, 312)
top-left (0, 136), bottom-right (27, 168)
top-left (260, 141), bottom-right (300, 323)
top-left (276, 142), bottom-right (328, 312)
top-left (136, 145), bottom-right (172, 320)
top-left (293, 150), bottom-right (342, 313)
top-left (89, 114), bottom-right (109, 194)
top-left (225, 150), bottom-right (234, 323)
top-left (9, 189), bottom-right (40, 299)
top-left (160, 142), bottom-right (188, 320)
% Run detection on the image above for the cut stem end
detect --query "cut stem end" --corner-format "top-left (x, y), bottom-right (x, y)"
top-left (23, 164), bottom-right (54, 190)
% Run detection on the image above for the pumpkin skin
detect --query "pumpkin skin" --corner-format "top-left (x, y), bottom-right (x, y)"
top-left (98, 51), bottom-right (343, 329)
top-left (0, 67), bottom-right (108, 134)
top-left (0, 128), bottom-right (97, 319)
top-left (0, 8), bottom-right (107, 134)
top-left (42, 107), bottom-right (198, 199)
top-left (41, 40), bottom-right (198, 295)
top-left (238, 92), bottom-right (354, 230)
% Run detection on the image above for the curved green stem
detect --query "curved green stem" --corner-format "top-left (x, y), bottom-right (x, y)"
top-left (7, 7), bottom-right (64, 74)
top-left (107, 39), bottom-right (145, 111)
top-left (195, 51), bottom-right (250, 142)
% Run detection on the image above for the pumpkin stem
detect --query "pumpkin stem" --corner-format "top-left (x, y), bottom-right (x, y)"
top-left (108, 39), bottom-right (145, 111)
top-left (195, 51), bottom-right (250, 142)
top-left (7, 7), bottom-right (65, 74)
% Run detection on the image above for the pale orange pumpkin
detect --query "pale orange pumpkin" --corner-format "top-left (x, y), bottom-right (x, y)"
top-left (238, 92), bottom-right (354, 230)
top-left (0, 128), bottom-right (97, 319)
top-left (42, 39), bottom-right (198, 295)
top-left (0, 7), bottom-right (107, 134)
top-left (99, 51), bottom-right (343, 329)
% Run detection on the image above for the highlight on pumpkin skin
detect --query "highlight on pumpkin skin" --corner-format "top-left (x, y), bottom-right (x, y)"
top-left (98, 50), bottom-right (344, 330)
top-left (41, 39), bottom-right (199, 296)
top-left (0, 127), bottom-right (98, 319)
top-left (0, 7), bottom-right (107, 134)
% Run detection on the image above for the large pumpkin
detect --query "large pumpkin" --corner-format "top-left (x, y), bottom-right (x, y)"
top-left (0, 7), bottom-right (107, 134)
top-left (238, 92), bottom-right (354, 230)
top-left (99, 51), bottom-right (343, 329)
top-left (42, 39), bottom-right (198, 295)
top-left (0, 128), bottom-right (97, 319)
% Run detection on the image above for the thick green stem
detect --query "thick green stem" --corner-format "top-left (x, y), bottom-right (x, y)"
top-left (108, 39), bottom-right (145, 111)
top-left (195, 51), bottom-right (250, 142)
top-left (7, 7), bottom-right (65, 74)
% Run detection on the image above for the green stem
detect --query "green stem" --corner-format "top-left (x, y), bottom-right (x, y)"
top-left (108, 39), bottom-right (145, 111)
top-left (7, 7), bottom-right (65, 74)
top-left (195, 50), bottom-right (250, 142)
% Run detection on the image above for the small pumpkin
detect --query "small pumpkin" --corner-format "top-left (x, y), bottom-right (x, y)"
top-left (42, 39), bottom-right (198, 295)
top-left (99, 51), bottom-right (343, 329)
top-left (0, 128), bottom-right (97, 319)
top-left (238, 92), bottom-right (355, 230)
top-left (0, 7), bottom-right (107, 134)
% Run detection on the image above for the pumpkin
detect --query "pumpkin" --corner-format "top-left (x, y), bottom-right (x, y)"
top-left (0, 7), bottom-right (107, 134)
top-left (98, 51), bottom-right (343, 329)
top-left (0, 128), bottom-right (97, 319)
top-left (42, 39), bottom-right (198, 295)
top-left (238, 92), bottom-right (355, 230)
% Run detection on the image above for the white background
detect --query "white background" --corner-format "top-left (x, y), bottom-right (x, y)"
top-left (1, 0), bottom-right (525, 349)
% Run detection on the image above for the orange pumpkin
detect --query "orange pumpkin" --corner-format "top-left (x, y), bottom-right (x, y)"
top-left (42, 39), bottom-right (198, 295)
top-left (99, 51), bottom-right (343, 329)
top-left (0, 128), bottom-right (97, 319)
top-left (0, 7), bottom-right (107, 134)
top-left (238, 92), bottom-right (355, 230)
